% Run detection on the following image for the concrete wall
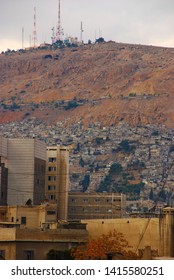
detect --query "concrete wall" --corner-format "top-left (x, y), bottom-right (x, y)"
top-left (82, 218), bottom-right (160, 255)
top-left (0, 227), bottom-right (16, 240)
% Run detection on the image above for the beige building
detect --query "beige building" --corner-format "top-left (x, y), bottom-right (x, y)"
top-left (0, 204), bottom-right (57, 228)
top-left (68, 192), bottom-right (126, 220)
top-left (0, 204), bottom-right (88, 260)
top-left (7, 139), bottom-right (46, 206)
top-left (0, 205), bottom-right (174, 259)
top-left (45, 146), bottom-right (69, 220)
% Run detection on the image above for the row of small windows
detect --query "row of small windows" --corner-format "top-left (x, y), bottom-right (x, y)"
top-left (70, 208), bottom-right (113, 213)
top-left (47, 210), bottom-right (56, 215)
top-left (70, 198), bottom-right (121, 203)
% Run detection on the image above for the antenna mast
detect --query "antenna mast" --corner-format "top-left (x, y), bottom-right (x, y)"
top-left (22, 27), bottom-right (24, 49)
top-left (51, 27), bottom-right (56, 44)
top-left (56, 0), bottom-right (64, 41)
top-left (80, 21), bottom-right (84, 44)
top-left (32, 6), bottom-right (38, 48)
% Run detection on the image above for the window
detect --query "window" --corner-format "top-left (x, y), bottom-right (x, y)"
top-left (48, 195), bottom-right (56, 201)
top-left (49, 157), bottom-right (56, 162)
top-left (48, 185), bottom-right (56, 191)
top-left (0, 250), bottom-right (5, 260)
top-left (95, 208), bottom-right (100, 213)
top-left (83, 198), bottom-right (88, 202)
top-left (48, 176), bottom-right (56, 181)
top-left (95, 198), bottom-right (100, 202)
top-left (107, 209), bottom-right (112, 213)
top-left (48, 166), bottom-right (56, 172)
top-left (113, 198), bottom-right (121, 202)
top-left (24, 250), bottom-right (34, 260)
top-left (47, 211), bottom-right (56, 215)
top-left (21, 217), bottom-right (26, 224)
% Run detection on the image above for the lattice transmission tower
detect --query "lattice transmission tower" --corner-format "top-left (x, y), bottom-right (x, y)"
top-left (56, 0), bottom-right (64, 41)
top-left (32, 6), bottom-right (38, 47)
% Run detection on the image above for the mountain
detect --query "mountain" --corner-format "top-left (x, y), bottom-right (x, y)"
top-left (0, 41), bottom-right (174, 127)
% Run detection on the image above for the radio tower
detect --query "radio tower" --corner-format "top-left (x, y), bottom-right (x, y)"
top-left (80, 21), bottom-right (84, 44)
top-left (51, 27), bottom-right (56, 44)
top-left (32, 6), bottom-right (38, 47)
top-left (56, 0), bottom-right (64, 41)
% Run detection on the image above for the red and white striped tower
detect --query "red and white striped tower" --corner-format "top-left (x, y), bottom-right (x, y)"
top-left (56, 0), bottom-right (64, 41)
top-left (32, 6), bottom-right (38, 47)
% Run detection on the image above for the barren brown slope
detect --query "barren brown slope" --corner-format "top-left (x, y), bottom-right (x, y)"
top-left (0, 42), bottom-right (174, 127)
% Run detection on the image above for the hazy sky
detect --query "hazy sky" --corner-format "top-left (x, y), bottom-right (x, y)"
top-left (0, 0), bottom-right (174, 52)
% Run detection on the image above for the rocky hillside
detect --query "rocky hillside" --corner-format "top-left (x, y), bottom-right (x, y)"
top-left (0, 41), bottom-right (174, 127)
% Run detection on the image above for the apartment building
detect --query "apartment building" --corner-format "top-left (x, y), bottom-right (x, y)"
top-left (0, 137), bottom-right (8, 206)
top-left (45, 146), bottom-right (69, 220)
top-left (7, 139), bottom-right (46, 206)
top-left (68, 192), bottom-right (126, 219)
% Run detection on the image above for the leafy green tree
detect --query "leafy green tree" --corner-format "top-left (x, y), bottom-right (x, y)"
top-left (118, 140), bottom-right (135, 153)
top-left (79, 157), bottom-right (85, 167)
top-left (82, 175), bottom-right (90, 192)
top-left (149, 188), bottom-right (154, 200)
top-left (95, 37), bottom-right (105, 43)
top-left (158, 189), bottom-right (167, 202)
top-left (169, 145), bottom-right (174, 153)
top-left (97, 174), bottom-right (112, 192)
top-left (109, 163), bottom-right (123, 175)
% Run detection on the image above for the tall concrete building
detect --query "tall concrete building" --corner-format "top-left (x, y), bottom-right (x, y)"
top-left (0, 137), bottom-right (8, 206)
top-left (0, 161), bottom-right (8, 206)
top-left (7, 139), bottom-right (46, 206)
top-left (45, 146), bottom-right (69, 221)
